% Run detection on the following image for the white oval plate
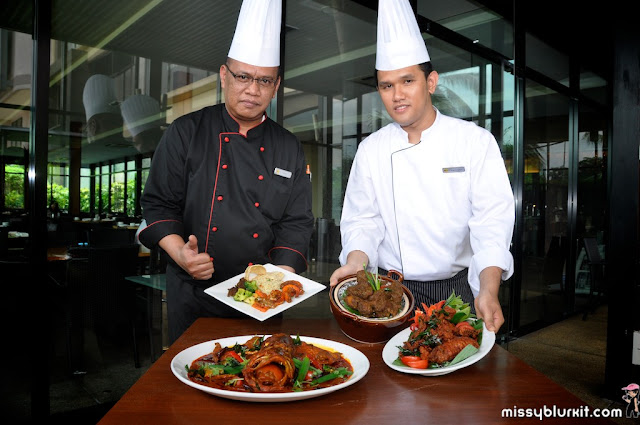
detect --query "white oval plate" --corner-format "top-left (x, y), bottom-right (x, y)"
top-left (381, 323), bottom-right (495, 376)
top-left (171, 335), bottom-right (370, 402)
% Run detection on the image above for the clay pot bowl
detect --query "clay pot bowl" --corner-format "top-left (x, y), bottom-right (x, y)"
top-left (329, 270), bottom-right (415, 344)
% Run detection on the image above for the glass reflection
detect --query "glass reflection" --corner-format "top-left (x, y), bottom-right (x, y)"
top-left (521, 80), bottom-right (570, 327)
top-left (575, 104), bottom-right (607, 308)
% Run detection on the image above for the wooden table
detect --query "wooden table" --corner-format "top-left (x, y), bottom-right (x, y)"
top-left (97, 318), bottom-right (617, 425)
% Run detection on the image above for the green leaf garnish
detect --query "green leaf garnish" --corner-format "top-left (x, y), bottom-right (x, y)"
top-left (447, 344), bottom-right (479, 366)
top-left (363, 264), bottom-right (381, 291)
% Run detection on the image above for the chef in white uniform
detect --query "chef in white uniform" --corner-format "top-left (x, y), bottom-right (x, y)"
top-left (329, 0), bottom-right (515, 333)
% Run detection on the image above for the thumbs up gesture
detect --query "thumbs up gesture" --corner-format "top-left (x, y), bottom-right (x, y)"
top-left (179, 235), bottom-right (214, 280)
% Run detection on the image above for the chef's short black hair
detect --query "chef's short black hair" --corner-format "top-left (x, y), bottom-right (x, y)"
top-left (373, 61), bottom-right (433, 88)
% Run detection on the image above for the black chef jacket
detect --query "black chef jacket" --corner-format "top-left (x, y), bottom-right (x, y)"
top-left (139, 104), bottom-right (314, 286)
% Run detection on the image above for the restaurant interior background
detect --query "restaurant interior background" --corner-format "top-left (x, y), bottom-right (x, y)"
top-left (1, 0), bottom-right (638, 422)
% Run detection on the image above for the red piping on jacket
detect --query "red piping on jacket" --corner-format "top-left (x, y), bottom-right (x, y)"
top-left (204, 135), bottom-right (224, 254)
top-left (138, 219), bottom-right (181, 242)
top-left (204, 111), bottom-right (266, 253)
top-left (268, 246), bottom-right (308, 269)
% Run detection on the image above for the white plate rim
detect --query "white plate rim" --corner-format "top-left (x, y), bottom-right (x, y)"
top-left (171, 334), bottom-right (370, 402)
top-left (204, 264), bottom-right (326, 321)
top-left (381, 323), bottom-right (495, 376)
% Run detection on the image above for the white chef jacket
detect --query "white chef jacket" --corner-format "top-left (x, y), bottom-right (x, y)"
top-left (339, 108), bottom-right (515, 296)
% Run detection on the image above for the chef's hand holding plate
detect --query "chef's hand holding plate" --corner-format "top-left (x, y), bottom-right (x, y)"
top-left (329, 250), bottom-right (369, 287)
top-left (474, 267), bottom-right (505, 333)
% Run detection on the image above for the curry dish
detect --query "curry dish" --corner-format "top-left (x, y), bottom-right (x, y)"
top-left (342, 269), bottom-right (404, 318)
top-left (186, 333), bottom-right (353, 392)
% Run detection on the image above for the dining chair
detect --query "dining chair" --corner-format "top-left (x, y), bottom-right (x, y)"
top-left (582, 237), bottom-right (606, 320)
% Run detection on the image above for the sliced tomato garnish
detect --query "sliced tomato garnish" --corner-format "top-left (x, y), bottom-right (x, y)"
top-left (399, 355), bottom-right (429, 369)
top-left (456, 321), bottom-right (474, 330)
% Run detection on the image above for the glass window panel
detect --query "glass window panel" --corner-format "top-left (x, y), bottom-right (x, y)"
top-left (580, 69), bottom-right (608, 106)
top-left (110, 171), bottom-right (125, 213)
top-left (437, 66), bottom-right (481, 119)
top-left (47, 163), bottom-right (70, 210)
top-left (342, 98), bottom-right (358, 138)
top-left (418, 0), bottom-right (513, 60)
top-left (4, 164), bottom-right (25, 209)
top-left (503, 66), bottom-right (515, 111)
top-left (126, 170), bottom-right (136, 216)
top-left (1, 28), bottom-right (31, 213)
top-left (80, 173), bottom-right (91, 213)
top-left (362, 91), bottom-right (388, 135)
top-left (141, 168), bottom-right (149, 193)
top-left (575, 104), bottom-right (608, 307)
top-left (101, 174), bottom-right (109, 213)
top-left (521, 80), bottom-right (570, 327)
top-left (526, 33), bottom-right (570, 87)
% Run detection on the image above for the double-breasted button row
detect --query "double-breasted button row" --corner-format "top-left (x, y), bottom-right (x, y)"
top-left (211, 137), bottom-right (266, 236)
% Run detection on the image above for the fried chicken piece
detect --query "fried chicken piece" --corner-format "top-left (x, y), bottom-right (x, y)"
top-left (455, 325), bottom-right (480, 339)
top-left (430, 318), bottom-right (456, 342)
top-left (418, 345), bottom-right (432, 360)
top-left (428, 337), bottom-right (479, 365)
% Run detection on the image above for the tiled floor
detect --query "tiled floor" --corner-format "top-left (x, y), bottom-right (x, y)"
top-left (4, 260), bottom-right (634, 424)
top-left (505, 304), bottom-right (638, 425)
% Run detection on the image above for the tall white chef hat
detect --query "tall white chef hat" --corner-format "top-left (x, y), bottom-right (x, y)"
top-left (121, 94), bottom-right (162, 137)
top-left (376, 0), bottom-right (430, 71)
top-left (82, 74), bottom-right (120, 121)
top-left (228, 0), bottom-right (282, 67)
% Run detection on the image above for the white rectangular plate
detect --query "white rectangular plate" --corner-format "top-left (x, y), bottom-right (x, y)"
top-left (204, 264), bottom-right (326, 321)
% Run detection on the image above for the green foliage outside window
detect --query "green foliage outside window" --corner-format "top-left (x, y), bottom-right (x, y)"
top-left (5, 163), bottom-right (142, 216)
top-left (110, 181), bottom-right (125, 213)
top-left (100, 180), bottom-right (137, 215)
top-left (126, 179), bottom-right (136, 216)
top-left (5, 164), bottom-right (25, 209)
top-left (46, 183), bottom-right (91, 212)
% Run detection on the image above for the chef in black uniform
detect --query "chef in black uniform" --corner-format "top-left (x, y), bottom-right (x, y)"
top-left (139, 0), bottom-right (313, 343)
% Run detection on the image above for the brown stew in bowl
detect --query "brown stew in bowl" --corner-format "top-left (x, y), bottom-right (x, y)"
top-left (342, 270), bottom-right (404, 318)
